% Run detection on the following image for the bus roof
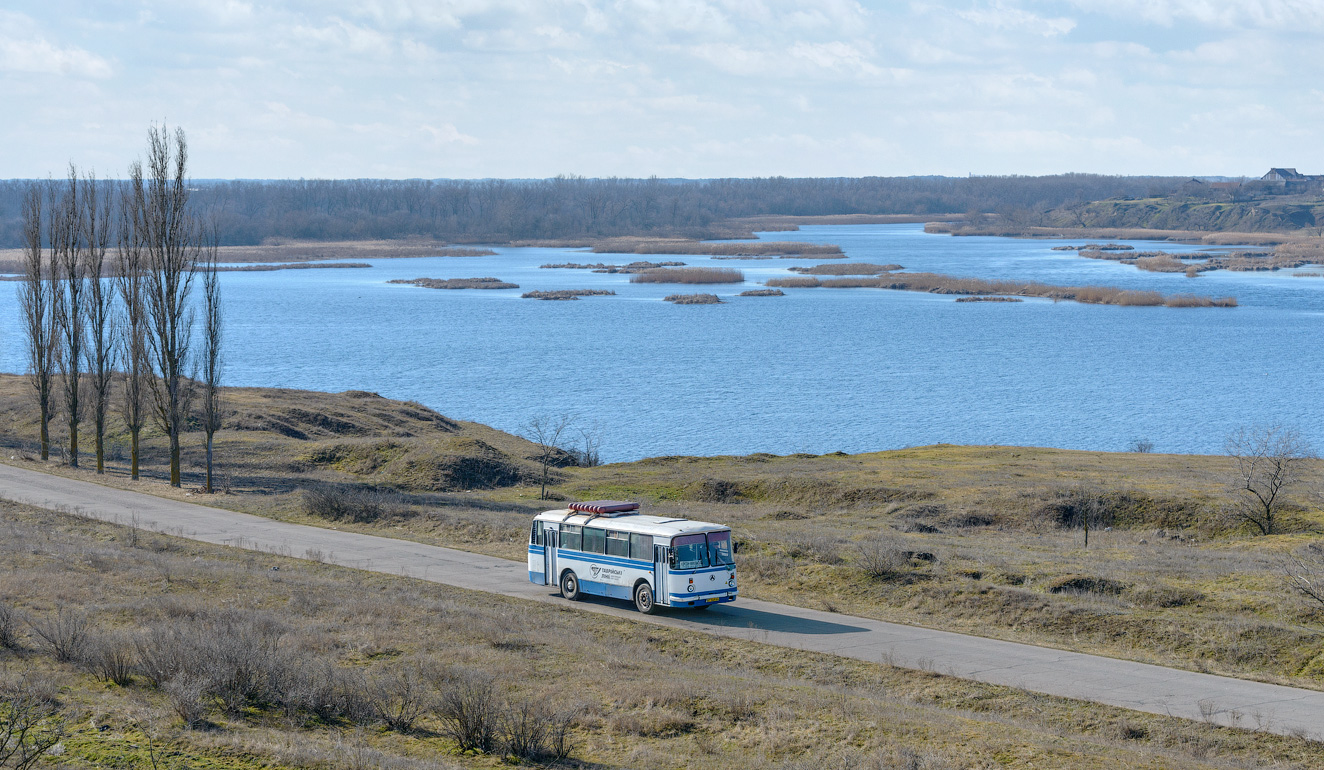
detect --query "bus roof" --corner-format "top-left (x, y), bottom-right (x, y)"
top-left (533, 509), bottom-right (728, 538)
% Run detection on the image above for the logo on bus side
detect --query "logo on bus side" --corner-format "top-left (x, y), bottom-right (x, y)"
top-left (589, 564), bottom-right (625, 583)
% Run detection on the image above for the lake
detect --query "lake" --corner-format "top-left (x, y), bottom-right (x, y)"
top-left (3, 224), bottom-right (1322, 462)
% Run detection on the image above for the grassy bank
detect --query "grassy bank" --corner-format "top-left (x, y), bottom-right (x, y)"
top-left (765, 272), bottom-right (1238, 307)
top-left (5, 501), bottom-right (1320, 770)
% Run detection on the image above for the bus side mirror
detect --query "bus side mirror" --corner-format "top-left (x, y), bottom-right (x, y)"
top-left (733, 541), bottom-right (742, 554)
top-left (667, 549), bottom-right (676, 568)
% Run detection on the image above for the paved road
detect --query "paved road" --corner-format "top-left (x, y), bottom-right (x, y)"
top-left (3, 461), bottom-right (1322, 739)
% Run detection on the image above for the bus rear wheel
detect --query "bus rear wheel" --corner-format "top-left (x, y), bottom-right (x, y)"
top-left (634, 583), bottom-right (658, 615)
top-left (560, 571), bottom-right (581, 601)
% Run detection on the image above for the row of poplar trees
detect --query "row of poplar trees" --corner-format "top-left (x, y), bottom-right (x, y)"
top-left (17, 125), bottom-right (224, 491)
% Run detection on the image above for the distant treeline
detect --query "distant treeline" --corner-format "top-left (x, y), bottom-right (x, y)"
top-left (0, 174), bottom-right (1188, 247)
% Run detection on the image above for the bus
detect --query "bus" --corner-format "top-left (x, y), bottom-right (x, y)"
top-left (527, 500), bottom-right (736, 614)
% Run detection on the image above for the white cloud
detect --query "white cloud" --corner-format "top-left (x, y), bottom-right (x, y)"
top-left (0, 11), bottom-right (113, 78)
top-left (1069, 0), bottom-right (1324, 29)
top-left (954, 2), bottom-right (1076, 36)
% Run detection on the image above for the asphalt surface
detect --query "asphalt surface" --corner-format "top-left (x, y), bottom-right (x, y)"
top-left (3, 460), bottom-right (1322, 740)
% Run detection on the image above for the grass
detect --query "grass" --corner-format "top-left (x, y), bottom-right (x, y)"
top-left (4, 499), bottom-right (1324, 769)
top-left (664, 293), bottom-right (723, 304)
top-left (388, 278), bottom-right (519, 290)
top-left (520, 290), bottom-right (615, 300)
top-left (631, 267), bottom-right (745, 284)
top-left (765, 272), bottom-right (1237, 307)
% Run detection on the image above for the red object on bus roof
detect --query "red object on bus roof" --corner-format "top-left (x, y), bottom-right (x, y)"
top-left (569, 500), bottom-right (640, 514)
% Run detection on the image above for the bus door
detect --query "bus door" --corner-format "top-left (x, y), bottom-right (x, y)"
top-left (542, 525), bottom-right (558, 586)
top-left (654, 543), bottom-right (671, 606)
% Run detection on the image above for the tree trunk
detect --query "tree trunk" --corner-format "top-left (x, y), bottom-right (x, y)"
top-left (39, 408), bottom-right (49, 461)
top-left (68, 407), bottom-right (79, 468)
top-left (95, 410), bottom-right (105, 473)
top-left (170, 428), bottom-right (181, 487)
top-left (205, 431), bottom-right (214, 493)
top-left (130, 428), bottom-right (140, 480)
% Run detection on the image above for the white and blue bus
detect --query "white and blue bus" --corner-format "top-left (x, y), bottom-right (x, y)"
top-left (528, 500), bottom-right (737, 614)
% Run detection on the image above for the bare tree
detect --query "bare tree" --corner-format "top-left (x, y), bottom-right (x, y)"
top-left (83, 171), bottom-right (115, 474)
top-left (139, 125), bottom-right (199, 487)
top-left (1224, 425), bottom-right (1314, 536)
top-left (117, 165), bottom-right (150, 479)
top-left (522, 414), bottom-right (575, 500)
top-left (200, 227), bottom-right (223, 493)
top-left (18, 183), bottom-right (57, 460)
top-left (51, 167), bottom-right (87, 468)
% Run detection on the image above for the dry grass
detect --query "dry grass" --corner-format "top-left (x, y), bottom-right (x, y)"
top-left (664, 293), bottom-right (723, 304)
top-left (3, 500), bottom-right (1323, 770)
top-left (766, 272), bottom-right (1236, 307)
top-left (631, 267), bottom-right (745, 284)
top-left (388, 277), bottom-right (519, 290)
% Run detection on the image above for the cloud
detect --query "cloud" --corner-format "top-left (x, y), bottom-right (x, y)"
top-left (955, 2), bottom-right (1076, 36)
top-left (1069, 0), bottom-right (1324, 29)
top-left (0, 12), bottom-right (113, 78)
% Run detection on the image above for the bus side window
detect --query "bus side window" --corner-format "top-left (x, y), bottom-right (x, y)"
top-left (530, 522), bottom-right (541, 545)
top-left (582, 527), bottom-right (606, 555)
top-left (561, 525), bottom-right (582, 551)
top-left (606, 531), bottom-right (629, 558)
top-left (630, 534), bottom-right (653, 561)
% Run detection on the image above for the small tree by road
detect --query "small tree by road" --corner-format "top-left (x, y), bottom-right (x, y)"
top-left (1223, 425), bottom-right (1314, 536)
top-left (523, 414), bottom-right (575, 500)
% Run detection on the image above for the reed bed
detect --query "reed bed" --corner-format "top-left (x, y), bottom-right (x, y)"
top-left (540, 261), bottom-right (685, 271)
top-left (767, 272), bottom-right (1236, 307)
top-left (216, 262), bottom-right (372, 272)
top-left (592, 237), bottom-right (844, 257)
top-left (520, 290), bottom-right (615, 300)
top-left (664, 293), bottom-right (723, 304)
top-left (1292, 272), bottom-right (1324, 277)
top-left (630, 267), bottom-right (744, 284)
top-left (955, 296), bottom-right (1023, 303)
top-left (1052, 243), bottom-right (1134, 251)
top-left (738, 289), bottom-right (785, 297)
top-left (387, 277), bottom-right (519, 290)
top-left (788, 263), bottom-right (903, 275)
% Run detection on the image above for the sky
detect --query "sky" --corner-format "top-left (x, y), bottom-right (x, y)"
top-left (2, 1), bottom-right (1322, 179)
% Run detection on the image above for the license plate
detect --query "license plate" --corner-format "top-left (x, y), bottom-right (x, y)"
top-left (706, 597), bottom-right (719, 602)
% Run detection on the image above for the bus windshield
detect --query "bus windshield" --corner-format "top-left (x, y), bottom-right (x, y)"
top-left (672, 534), bottom-right (709, 570)
top-left (708, 531), bottom-right (734, 566)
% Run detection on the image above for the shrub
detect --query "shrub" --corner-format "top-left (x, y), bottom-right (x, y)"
top-left (854, 536), bottom-right (911, 579)
top-left (631, 267), bottom-right (744, 284)
top-left (500, 698), bottom-right (576, 761)
top-left (1046, 575), bottom-right (1127, 596)
top-left (164, 674), bottom-right (208, 728)
top-left (782, 533), bottom-right (846, 564)
top-left (79, 632), bottom-right (136, 686)
top-left (688, 478), bottom-right (742, 503)
top-left (436, 671), bottom-right (498, 753)
top-left (301, 485), bottom-right (403, 523)
top-left (368, 661), bottom-right (434, 732)
top-left (27, 606), bottom-right (89, 662)
top-left (0, 604), bottom-right (20, 650)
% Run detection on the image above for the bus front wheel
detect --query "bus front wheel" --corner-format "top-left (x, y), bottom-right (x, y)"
top-left (560, 571), bottom-right (581, 601)
top-left (634, 583), bottom-right (658, 615)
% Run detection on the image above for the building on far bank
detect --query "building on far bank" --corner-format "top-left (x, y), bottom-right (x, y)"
top-left (1261, 168), bottom-right (1324, 193)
